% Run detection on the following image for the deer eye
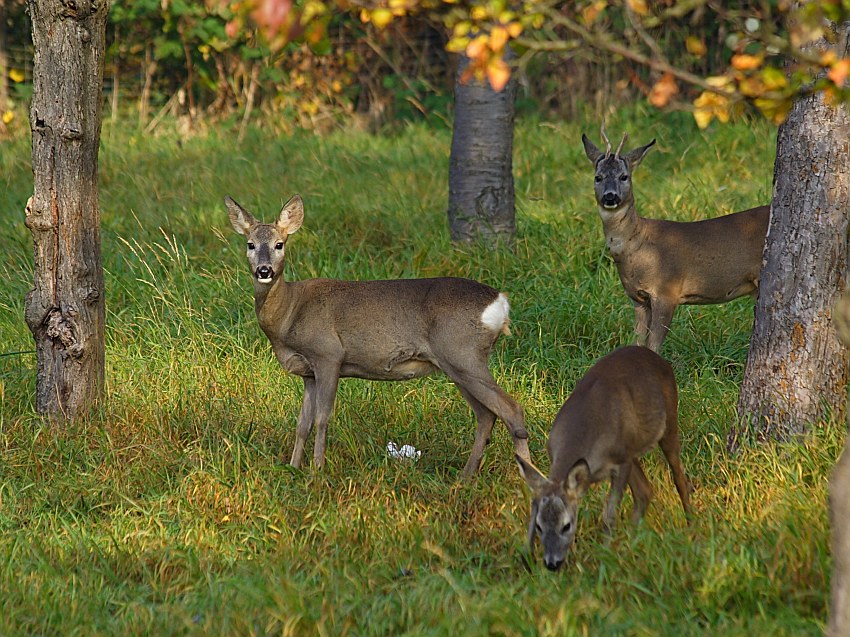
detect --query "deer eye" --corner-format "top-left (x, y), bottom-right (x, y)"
top-left (247, 242), bottom-right (255, 250)
top-left (275, 242), bottom-right (284, 250)
top-left (561, 522), bottom-right (572, 534)
top-left (619, 175), bottom-right (629, 182)
top-left (594, 175), bottom-right (602, 183)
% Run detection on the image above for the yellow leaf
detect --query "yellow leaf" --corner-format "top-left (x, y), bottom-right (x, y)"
top-left (761, 67), bottom-right (787, 91)
top-left (627, 0), bottom-right (648, 16)
top-left (486, 56), bottom-right (510, 92)
top-left (446, 36), bottom-right (470, 53)
top-left (686, 36), bottom-right (707, 57)
top-left (2, 111), bottom-right (13, 124)
top-left (471, 5), bottom-right (488, 20)
top-left (370, 8), bottom-right (393, 29)
top-left (9, 69), bottom-right (24, 83)
top-left (693, 106), bottom-right (714, 129)
top-left (454, 21), bottom-right (471, 37)
top-left (754, 96), bottom-right (792, 124)
top-left (731, 53), bottom-right (762, 71)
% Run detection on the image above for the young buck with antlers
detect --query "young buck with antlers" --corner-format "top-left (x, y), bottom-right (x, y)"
top-left (225, 194), bottom-right (531, 478)
top-left (582, 128), bottom-right (770, 352)
top-left (516, 346), bottom-right (692, 571)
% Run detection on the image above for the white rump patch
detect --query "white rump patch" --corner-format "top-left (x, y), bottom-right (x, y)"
top-left (481, 293), bottom-right (511, 335)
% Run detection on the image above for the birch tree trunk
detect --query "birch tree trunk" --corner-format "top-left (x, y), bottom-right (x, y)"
top-left (447, 53), bottom-right (517, 246)
top-left (24, 0), bottom-right (109, 418)
top-left (731, 23), bottom-right (850, 449)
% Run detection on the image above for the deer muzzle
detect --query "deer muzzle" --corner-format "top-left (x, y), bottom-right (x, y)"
top-left (255, 266), bottom-right (274, 283)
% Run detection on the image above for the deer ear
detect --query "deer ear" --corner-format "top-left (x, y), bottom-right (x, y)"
top-left (224, 195), bottom-right (256, 236)
top-left (277, 195), bottom-right (304, 235)
top-left (565, 459), bottom-right (591, 497)
top-left (582, 134), bottom-right (604, 165)
top-left (516, 454), bottom-right (550, 492)
top-left (623, 139), bottom-right (656, 171)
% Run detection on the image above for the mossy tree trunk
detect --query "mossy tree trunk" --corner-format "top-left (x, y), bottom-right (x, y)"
top-left (447, 53), bottom-right (517, 246)
top-left (731, 23), bottom-right (850, 449)
top-left (24, 0), bottom-right (109, 418)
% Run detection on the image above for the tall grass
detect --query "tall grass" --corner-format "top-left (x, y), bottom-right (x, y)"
top-left (0, 108), bottom-right (839, 635)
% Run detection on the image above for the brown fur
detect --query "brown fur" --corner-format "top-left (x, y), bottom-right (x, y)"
top-left (582, 132), bottom-right (770, 351)
top-left (226, 194), bottom-right (530, 477)
top-left (517, 346), bottom-right (692, 570)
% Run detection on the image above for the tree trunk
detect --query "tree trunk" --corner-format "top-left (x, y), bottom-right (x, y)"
top-left (24, 0), bottom-right (108, 418)
top-left (447, 53), bottom-right (517, 246)
top-left (731, 25), bottom-right (850, 449)
top-left (0, 1), bottom-right (8, 118)
top-left (831, 293), bottom-right (850, 637)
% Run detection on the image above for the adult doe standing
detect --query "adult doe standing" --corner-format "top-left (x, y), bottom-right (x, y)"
top-left (516, 346), bottom-right (692, 571)
top-left (225, 194), bottom-right (530, 478)
top-left (582, 128), bottom-right (770, 351)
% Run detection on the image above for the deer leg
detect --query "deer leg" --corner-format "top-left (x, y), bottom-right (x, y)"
top-left (310, 365), bottom-right (341, 469)
top-left (647, 298), bottom-right (676, 352)
top-left (659, 427), bottom-right (693, 519)
top-left (602, 462), bottom-right (632, 533)
top-left (633, 302), bottom-right (650, 346)
top-left (454, 385), bottom-right (497, 479)
top-left (627, 459), bottom-right (653, 525)
top-left (441, 363), bottom-right (530, 464)
top-left (289, 376), bottom-right (316, 468)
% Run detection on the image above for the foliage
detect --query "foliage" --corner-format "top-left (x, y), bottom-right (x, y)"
top-left (0, 111), bottom-right (837, 634)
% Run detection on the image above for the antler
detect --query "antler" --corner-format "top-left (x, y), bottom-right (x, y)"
top-left (615, 133), bottom-right (629, 159)
top-left (600, 122), bottom-right (612, 157)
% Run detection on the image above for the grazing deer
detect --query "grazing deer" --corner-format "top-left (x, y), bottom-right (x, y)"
top-left (582, 127), bottom-right (770, 352)
top-left (225, 194), bottom-right (531, 478)
top-left (516, 345), bottom-right (692, 571)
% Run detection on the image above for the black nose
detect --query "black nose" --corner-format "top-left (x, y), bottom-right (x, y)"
top-left (544, 559), bottom-right (563, 572)
top-left (601, 193), bottom-right (620, 207)
top-left (256, 266), bottom-right (273, 279)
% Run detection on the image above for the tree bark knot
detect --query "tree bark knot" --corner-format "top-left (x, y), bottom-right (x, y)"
top-left (45, 308), bottom-right (83, 357)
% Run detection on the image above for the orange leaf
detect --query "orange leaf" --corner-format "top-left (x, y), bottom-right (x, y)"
top-left (466, 35), bottom-right (489, 60)
top-left (489, 26), bottom-right (509, 52)
top-left (627, 0), bottom-right (648, 16)
top-left (648, 73), bottom-right (679, 108)
top-left (486, 57), bottom-right (511, 92)
top-left (828, 59), bottom-right (850, 87)
top-left (731, 54), bottom-right (762, 71)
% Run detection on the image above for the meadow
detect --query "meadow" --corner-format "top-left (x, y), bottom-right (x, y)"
top-left (0, 108), bottom-right (841, 635)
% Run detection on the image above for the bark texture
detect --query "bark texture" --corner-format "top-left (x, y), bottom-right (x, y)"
top-left (25, 0), bottom-right (108, 417)
top-left (731, 26), bottom-right (850, 448)
top-left (831, 294), bottom-right (850, 637)
top-left (447, 53), bottom-right (517, 246)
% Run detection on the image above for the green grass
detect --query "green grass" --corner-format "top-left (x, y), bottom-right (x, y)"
top-left (0, 107), bottom-right (839, 635)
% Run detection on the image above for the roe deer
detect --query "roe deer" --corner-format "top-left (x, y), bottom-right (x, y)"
top-left (582, 127), bottom-right (770, 352)
top-left (516, 345), bottom-right (692, 571)
top-left (225, 194), bottom-right (531, 478)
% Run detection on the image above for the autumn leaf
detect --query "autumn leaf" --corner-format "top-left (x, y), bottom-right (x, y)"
top-left (693, 90), bottom-right (730, 129)
top-left (731, 54), bottom-right (763, 71)
top-left (466, 34), bottom-right (489, 59)
top-left (649, 72), bottom-right (678, 107)
top-left (370, 8), bottom-right (393, 29)
top-left (686, 36), bottom-right (706, 57)
top-left (828, 59), bottom-right (850, 87)
top-left (2, 111), bottom-right (13, 125)
top-left (489, 25), bottom-right (509, 51)
top-left (486, 56), bottom-right (511, 92)
top-left (627, 0), bottom-right (648, 16)
top-left (8, 69), bottom-right (24, 83)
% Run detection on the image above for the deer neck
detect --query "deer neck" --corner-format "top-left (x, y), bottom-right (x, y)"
top-left (598, 200), bottom-right (642, 259)
top-left (253, 276), bottom-right (297, 335)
